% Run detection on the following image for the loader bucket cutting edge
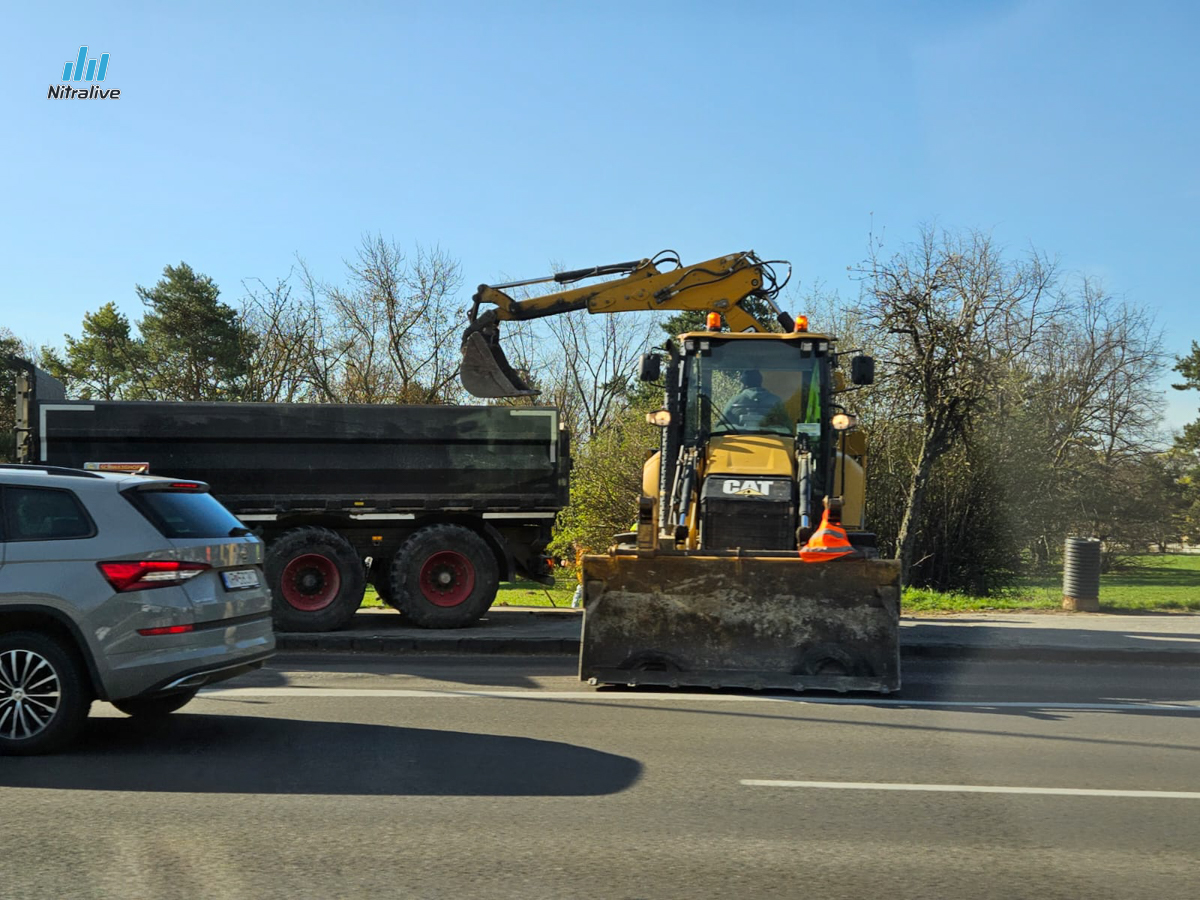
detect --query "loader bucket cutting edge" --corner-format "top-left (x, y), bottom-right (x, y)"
top-left (461, 331), bottom-right (540, 398)
top-left (579, 553), bottom-right (901, 693)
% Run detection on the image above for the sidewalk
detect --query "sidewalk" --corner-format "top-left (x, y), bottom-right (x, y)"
top-left (902, 611), bottom-right (1200, 663)
top-left (276, 606), bottom-right (1200, 664)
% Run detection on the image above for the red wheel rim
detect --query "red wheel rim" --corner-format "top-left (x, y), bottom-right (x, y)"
top-left (418, 550), bottom-right (475, 607)
top-left (280, 553), bottom-right (341, 611)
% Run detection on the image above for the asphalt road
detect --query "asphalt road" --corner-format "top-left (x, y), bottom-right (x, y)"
top-left (3, 655), bottom-right (1200, 900)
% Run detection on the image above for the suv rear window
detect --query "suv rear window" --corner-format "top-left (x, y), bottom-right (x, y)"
top-left (125, 490), bottom-right (246, 539)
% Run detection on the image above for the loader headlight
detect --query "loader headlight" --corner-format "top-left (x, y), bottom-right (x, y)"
top-left (831, 413), bottom-right (858, 431)
top-left (646, 409), bottom-right (672, 427)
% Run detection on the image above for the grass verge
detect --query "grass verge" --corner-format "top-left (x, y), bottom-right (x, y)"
top-left (904, 554), bottom-right (1200, 614)
top-left (361, 581), bottom-right (577, 610)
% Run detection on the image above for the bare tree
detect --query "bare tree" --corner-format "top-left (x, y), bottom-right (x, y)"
top-left (540, 311), bottom-right (662, 441)
top-left (324, 276), bottom-right (402, 404)
top-left (335, 236), bottom-right (465, 404)
top-left (396, 244), bottom-right (466, 403)
top-left (1037, 279), bottom-right (1164, 466)
top-left (858, 226), bottom-right (1059, 583)
top-left (239, 271), bottom-right (331, 402)
top-left (1013, 279), bottom-right (1166, 560)
top-left (273, 237), bottom-right (466, 404)
top-left (291, 257), bottom-right (353, 402)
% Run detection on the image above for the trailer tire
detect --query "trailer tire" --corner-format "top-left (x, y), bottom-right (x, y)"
top-left (390, 525), bottom-right (498, 628)
top-left (267, 527), bottom-right (365, 633)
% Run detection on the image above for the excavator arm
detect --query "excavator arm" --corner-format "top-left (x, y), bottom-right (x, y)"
top-left (460, 251), bottom-right (792, 398)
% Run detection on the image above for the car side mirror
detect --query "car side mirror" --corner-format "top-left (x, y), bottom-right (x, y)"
top-left (638, 354), bottom-right (661, 382)
top-left (850, 355), bottom-right (875, 386)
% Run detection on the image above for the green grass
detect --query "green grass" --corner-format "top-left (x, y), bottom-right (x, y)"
top-left (494, 581), bottom-right (578, 608)
top-left (903, 554), bottom-right (1200, 614)
top-left (361, 581), bottom-right (577, 610)
top-left (360, 555), bottom-right (1199, 614)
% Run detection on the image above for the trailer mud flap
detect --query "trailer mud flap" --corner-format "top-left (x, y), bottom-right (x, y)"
top-left (579, 553), bottom-right (901, 693)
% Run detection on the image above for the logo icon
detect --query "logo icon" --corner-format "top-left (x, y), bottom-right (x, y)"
top-left (62, 46), bottom-right (109, 82)
top-left (49, 46), bottom-right (120, 100)
top-left (722, 479), bottom-right (774, 497)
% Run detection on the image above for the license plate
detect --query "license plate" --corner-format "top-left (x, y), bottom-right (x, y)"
top-left (221, 569), bottom-right (259, 591)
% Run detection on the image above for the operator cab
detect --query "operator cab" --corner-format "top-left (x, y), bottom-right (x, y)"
top-left (679, 332), bottom-right (831, 447)
top-left (674, 332), bottom-right (836, 551)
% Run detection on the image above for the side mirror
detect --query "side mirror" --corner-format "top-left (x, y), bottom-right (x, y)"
top-left (638, 354), bottom-right (662, 382)
top-left (850, 355), bottom-right (875, 386)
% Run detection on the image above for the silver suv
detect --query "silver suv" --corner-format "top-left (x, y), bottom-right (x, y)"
top-left (0, 464), bottom-right (274, 754)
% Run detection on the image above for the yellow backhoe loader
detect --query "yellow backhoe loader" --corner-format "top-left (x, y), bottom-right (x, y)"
top-left (462, 251), bottom-right (901, 692)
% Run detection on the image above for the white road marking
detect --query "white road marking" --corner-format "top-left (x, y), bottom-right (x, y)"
top-left (740, 780), bottom-right (1200, 800)
top-left (197, 686), bottom-right (1200, 711)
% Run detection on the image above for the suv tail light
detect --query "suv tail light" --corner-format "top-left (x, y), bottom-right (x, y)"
top-left (97, 560), bottom-right (211, 592)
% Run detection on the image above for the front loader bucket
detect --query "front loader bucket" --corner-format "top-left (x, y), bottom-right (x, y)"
top-left (580, 552), bottom-right (901, 693)
top-left (461, 330), bottom-right (539, 398)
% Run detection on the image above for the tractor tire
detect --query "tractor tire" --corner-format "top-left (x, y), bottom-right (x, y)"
top-left (0, 631), bottom-right (92, 756)
top-left (111, 687), bottom-right (200, 718)
top-left (390, 525), bottom-right (499, 628)
top-left (266, 527), bottom-right (365, 632)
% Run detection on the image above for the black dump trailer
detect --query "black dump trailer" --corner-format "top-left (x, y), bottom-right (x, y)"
top-left (11, 362), bottom-right (568, 632)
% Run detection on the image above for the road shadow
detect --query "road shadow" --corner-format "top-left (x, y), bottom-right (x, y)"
top-left (235, 653), bottom-right (577, 690)
top-left (338, 608), bottom-right (580, 633)
top-left (0, 714), bottom-right (641, 796)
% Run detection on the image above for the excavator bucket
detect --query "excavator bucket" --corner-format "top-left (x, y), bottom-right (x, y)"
top-left (461, 330), bottom-right (539, 399)
top-left (580, 552), bottom-right (901, 693)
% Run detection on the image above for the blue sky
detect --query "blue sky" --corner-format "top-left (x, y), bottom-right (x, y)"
top-left (2, 0), bottom-right (1197, 428)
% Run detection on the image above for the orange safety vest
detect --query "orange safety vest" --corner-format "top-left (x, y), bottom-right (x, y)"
top-left (799, 507), bottom-right (860, 563)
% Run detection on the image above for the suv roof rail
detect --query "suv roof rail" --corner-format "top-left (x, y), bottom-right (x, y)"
top-left (0, 464), bottom-right (104, 479)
